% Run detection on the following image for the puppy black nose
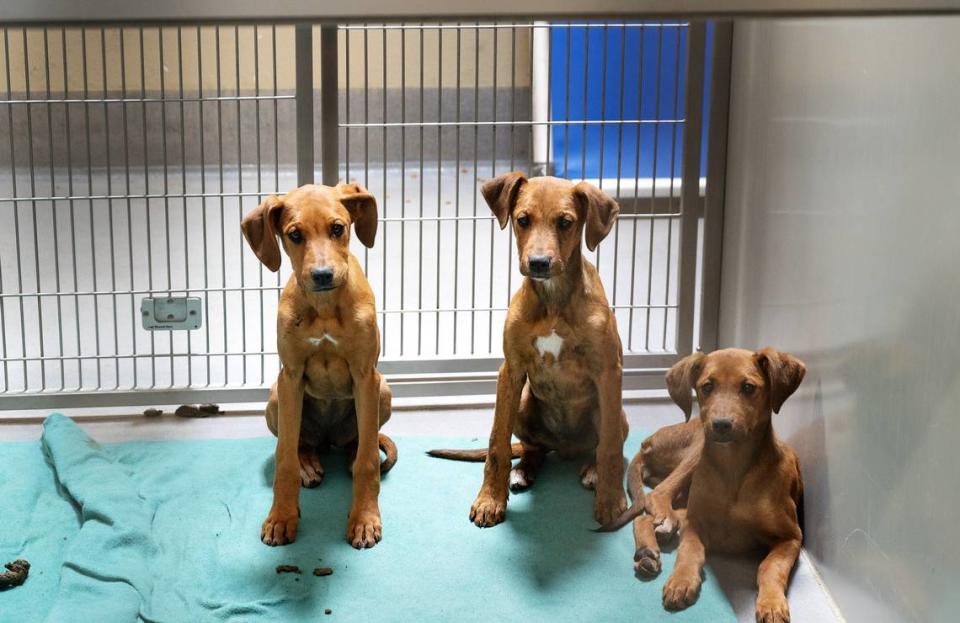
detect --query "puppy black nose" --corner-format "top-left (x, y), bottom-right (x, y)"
top-left (311, 267), bottom-right (334, 289)
top-left (712, 418), bottom-right (733, 434)
top-left (528, 256), bottom-right (551, 276)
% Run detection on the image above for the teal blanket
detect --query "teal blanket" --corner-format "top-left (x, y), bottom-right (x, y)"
top-left (0, 414), bottom-right (735, 622)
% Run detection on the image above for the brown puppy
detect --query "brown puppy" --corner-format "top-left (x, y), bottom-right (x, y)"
top-left (603, 348), bottom-right (805, 623)
top-left (242, 183), bottom-right (396, 550)
top-left (430, 173), bottom-right (628, 527)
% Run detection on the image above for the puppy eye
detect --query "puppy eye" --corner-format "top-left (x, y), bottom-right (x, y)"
top-left (331, 223), bottom-right (345, 238)
top-left (701, 381), bottom-right (714, 396)
top-left (516, 215), bottom-right (530, 228)
top-left (741, 382), bottom-right (756, 395)
top-left (558, 217), bottom-right (573, 230)
top-left (287, 229), bottom-right (303, 244)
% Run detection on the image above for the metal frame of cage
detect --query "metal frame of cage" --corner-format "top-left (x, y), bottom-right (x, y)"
top-left (0, 19), bottom-right (732, 411)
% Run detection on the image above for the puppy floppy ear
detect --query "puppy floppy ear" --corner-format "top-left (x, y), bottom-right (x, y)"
top-left (665, 352), bottom-right (706, 421)
top-left (754, 348), bottom-right (807, 414)
top-left (481, 171), bottom-right (527, 229)
top-left (573, 181), bottom-right (619, 251)
top-left (337, 182), bottom-right (378, 248)
top-left (241, 195), bottom-right (285, 272)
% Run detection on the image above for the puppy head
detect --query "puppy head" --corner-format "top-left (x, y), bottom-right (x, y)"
top-left (241, 183), bottom-right (377, 294)
top-left (666, 348), bottom-right (806, 444)
top-left (481, 173), bottom-right (618, 281)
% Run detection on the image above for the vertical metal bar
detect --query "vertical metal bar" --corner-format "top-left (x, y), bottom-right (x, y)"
top-left (98, 28), bottom-right (115, 389)
top-left (643, 24), bottom-right (663, 352)
top-left (544, 23), bottom-right (553, 178)
top-left (320, 25), bottom-right (338, 186)
top-left (675, 21), bottom-right (706, 357)
top-left (417, 23), bottom-right (424, 356)
top-left (273, 25), bottom-right (280, 192)
top-left (24, 28), bottom-right (47, 391)
top-left (662, 25), bottom-right (683, 351)
top-left (627, 23), bottom-right (646, 352)
top-left (216, 26), bottom-right (228, 384)
top-left (295, 24), bottom-right (315, 186)
top-left (578, 24), bottom-right (590, 182)
top-left (611, 23), bottom-right (627, 321)
top-left (400, 25), bottom-right (406, 354)
top-left (255, 25), bottom-right (263, 385)
top-left (43, 27), bottom-right (65, 389)
top-left (363, 26), bottom-right (370, 271)
top-left (699, 21), bottom-right (733, 353)
top-left (595, 23), bottom-right (608, 275)
top-left (487, 24), bottom-right (498, 354)
top-left (0, 28), bottom-right (7, 390)
top-left (198, 25), bottom-right (211, 386)
top-left (470, 23), bottom-right (479, 354)
top-left (562, 24), bottom-right (571, 177)
top-left (505, 24), bottom-right (517, 304)
top-left (140, 27), bottom-right (156, 387)
top-left (235, 25), bottom-right (246, 385)
top-left (434, 27), bottom-right (442, 354)
top-left (273, 26), bottom-right (282, 361)
top-left (60, 28), bottom-right (83, 390)
top-left (380, 25), bottom-right (388, 353)
top-left (161, 27), bottom-right (175, 385)
top-left (345, 26), bottom-right (351, 188)
top-left (452, 24), bottom-right (461, 354)
top-left (40, 27), bottom-right (64, 389)
top-left (178, 27), bottom-right (192, 387)
top-left (120, 27), bottom-right (137, 389)
top-left (274, 26), bottom-right (282, 350)
top-left (3, 28), bottom-right (23, 389)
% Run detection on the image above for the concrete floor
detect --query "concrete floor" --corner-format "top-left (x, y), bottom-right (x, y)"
top-left (1, 399), bottom-right (842, 623)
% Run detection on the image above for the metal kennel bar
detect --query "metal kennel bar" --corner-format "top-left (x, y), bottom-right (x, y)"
top-left (0, 19), bottom-right (712, 410)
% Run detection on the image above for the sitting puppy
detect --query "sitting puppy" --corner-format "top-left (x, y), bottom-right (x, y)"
top-left (429, 173), bottom-right (629, 527)
top-left (601, 348), bottom-right (805, 623)
top-left (242, 183), bottom-right (396, 550)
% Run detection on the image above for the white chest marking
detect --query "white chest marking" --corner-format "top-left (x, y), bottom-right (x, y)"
top-left (307, 333), bottom-right (339, 347)
top-left (534, 331), bottom-right (564, 359)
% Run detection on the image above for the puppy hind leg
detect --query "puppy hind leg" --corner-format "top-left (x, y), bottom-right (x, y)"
top-left (510, 444), bottom-right (546, 492)
top-left (297, 399), bottom-right (325, 488)
top-left (579, 462), bottom-right (599, 490)
top-left (264, 382), bottom-right (280, 436)
top-left (298, 445), bottom-right (325, 488)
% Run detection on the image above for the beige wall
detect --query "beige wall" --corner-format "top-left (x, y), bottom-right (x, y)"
top-left (0, 24), bottom-right (531, 95)
top-left (721, 16), bottom-right (960, 623)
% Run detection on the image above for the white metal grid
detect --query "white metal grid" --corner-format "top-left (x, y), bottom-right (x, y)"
top-left (0, 21), bottom-right (703, 404)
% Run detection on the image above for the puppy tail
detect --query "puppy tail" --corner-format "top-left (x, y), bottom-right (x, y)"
top-left (594, 451), bottom-right (647, 533)
top-left (379, 433), bottom-right (398, 474)
top-left (426, 442), bottom-right (523, 462)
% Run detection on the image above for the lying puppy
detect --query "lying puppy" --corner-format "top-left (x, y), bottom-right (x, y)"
top-left (242, 183), bottom-right (396, 549)
top-left (601, 348), bottom-right (805, 622)
top-left (430, 173), bottom-right (628, 527)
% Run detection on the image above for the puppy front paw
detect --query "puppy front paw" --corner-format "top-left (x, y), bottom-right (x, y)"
top-left (261, 507), bottom-right (299, 546)
top-left (662, 572), bottom-right (701, 610)
top-left (647, 491), bottom-right (679, 542)
top-left (594, 489), bottom-right (628, 525)
top-left (470, 493), bottom-right (506, 527)
top-left (346, 508), bottom-right (382, 549)
top-left (756, 593), bottom-right (790, 623)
